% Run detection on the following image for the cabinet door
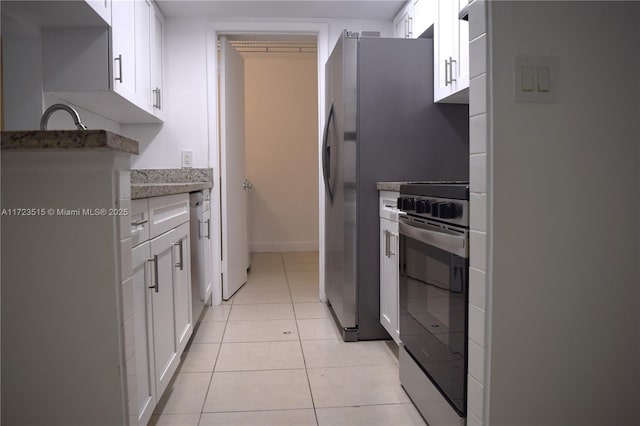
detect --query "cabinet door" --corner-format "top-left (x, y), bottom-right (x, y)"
top-left (111, 0), bottom-right (137, 100)
top-left (132, 241), bottom-right (156, 426)
top-left (412, 0), bottom-right (436, 38)
top-left (434, 0), bottom-right (470, 103)
top-left (393, 5), bottom-right (411, 38)
top-left (202, 208), bottom-right (213, 303)
top-left (173, 222), bottom-right (193, 355)
top-left (149, 228), bottom-right (180, 398)
top-left (151, 2), bottom-right (164, 115)
top-left (434, 0), bottom-right (456, 101)
top-left (380, 218), bottom-right (400, 344)
top-left (134, 0), bottom-right (152, 110)
top-left (455, 0), bottom-right (470, 90)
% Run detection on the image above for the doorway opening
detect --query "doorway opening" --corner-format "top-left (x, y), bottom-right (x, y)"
top-left (217, 33), bottom-right (320, 302)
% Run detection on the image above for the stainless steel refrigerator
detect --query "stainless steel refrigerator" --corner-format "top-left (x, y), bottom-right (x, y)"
top-left (322, 30), bottom-right (469, 341)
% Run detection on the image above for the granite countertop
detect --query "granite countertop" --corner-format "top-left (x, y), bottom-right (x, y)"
top-left (376, 182), bottom-right (406, 192)
top-left (1, 130), bottom-right (139, 155)
top-left (131, 168), bottom-right (213, 199)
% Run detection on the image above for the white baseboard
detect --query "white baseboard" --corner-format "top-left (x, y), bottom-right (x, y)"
top-left (250, 241), bottom-right (319, 253)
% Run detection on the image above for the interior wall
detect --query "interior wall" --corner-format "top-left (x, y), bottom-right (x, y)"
top-left (125, 17), bottom-right (209, 169)
top-left (488, 2), bottom-right (640, 424)
top-left (242, 51), bottom-right (318, 252)
top-left (128, 16), bottom-right (392, 170)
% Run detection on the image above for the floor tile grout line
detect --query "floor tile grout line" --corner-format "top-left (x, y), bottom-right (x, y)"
top-left (167, 251), bottom-right (321, 424)
top-left (197, 300), bottom-right (232, 419)
top-left (282, 252), bottom-right (321, 426)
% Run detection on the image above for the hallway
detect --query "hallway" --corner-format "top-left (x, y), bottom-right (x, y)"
top-left (149, 252), bottom-right (426, 425)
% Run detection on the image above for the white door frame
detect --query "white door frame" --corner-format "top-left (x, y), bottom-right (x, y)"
top-left (206, 21), bottom-right (330, 306)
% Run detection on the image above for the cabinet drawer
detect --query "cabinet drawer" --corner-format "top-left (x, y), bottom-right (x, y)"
top-left (131, 199), bottom-right (150, 247)
top-left (379, 190), bottom-right (400, 221)
top-left (148, 193), bottom-right (190, 239)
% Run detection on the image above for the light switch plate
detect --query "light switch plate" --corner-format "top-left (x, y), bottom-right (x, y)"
top-left (514, 55), bottom-right (558, 103)
top-left (181, 150), bottom-right (193, 168)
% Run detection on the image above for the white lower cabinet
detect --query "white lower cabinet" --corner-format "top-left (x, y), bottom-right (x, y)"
top-left (379, 191), bottom-right (401, 345)
top-left (131, 194), bottom-right (192, 425)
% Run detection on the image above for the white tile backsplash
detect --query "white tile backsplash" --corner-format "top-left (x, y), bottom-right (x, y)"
top-left (469, 304), bottom-right (485, 347)
top-left (470, 114), bottom-right (487, 155)
top-left (467, 374), bottom-right (484, 420)
top-left (468, 339), bottom-right (485, 385)
top-left (469, 267), bottom-right (486, 311)
top-left (470, 230), bottom-right (487, 271)
top-left (470, 192), bottom-right (487, 232)
top-left (470, 154), bottom-right (487, 193)
top-left (468, 0), bottom-right (486, 41)
top-left (470, 74), bottom-right (487, 117)
top-left (469, 34), bottom-right (487, 79)
top-left (467, 409), bottom-right (484, 426)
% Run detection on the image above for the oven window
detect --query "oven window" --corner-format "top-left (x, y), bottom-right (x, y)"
top-left (399, 232), bottom-right (468, 415)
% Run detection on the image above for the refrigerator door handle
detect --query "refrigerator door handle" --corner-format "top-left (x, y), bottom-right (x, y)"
top-left (322, 101), bottom-right (335, 203)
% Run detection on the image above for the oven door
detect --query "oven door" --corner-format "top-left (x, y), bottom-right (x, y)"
top-left (399, 215), bottom-right (469, 416)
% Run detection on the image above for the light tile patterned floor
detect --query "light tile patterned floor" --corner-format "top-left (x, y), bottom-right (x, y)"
top-left (149, 252), bottom-right (426, 426)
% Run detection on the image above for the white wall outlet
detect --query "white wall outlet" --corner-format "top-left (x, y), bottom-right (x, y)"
top-left (181, 150), bottom-right (193, 168)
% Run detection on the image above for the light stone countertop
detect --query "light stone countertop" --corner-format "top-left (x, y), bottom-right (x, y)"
top-left (376, 182), bottom-right (405, 192)
top-left (1, 130), bottom-right (139, 154)
top-left (131, 168), bottom-right (214, 199)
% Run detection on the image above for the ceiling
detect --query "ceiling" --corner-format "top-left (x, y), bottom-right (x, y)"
top-left (155, 1), bottom-right (405, 20)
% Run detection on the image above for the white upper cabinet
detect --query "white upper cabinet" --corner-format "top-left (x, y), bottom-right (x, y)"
top-left (111, 0), bottom-right (137, 103)
top-left (393, 2), bottom-right (413, 38)
top-left (150, 2), bottom-right (165, 118)
top-left (42, 0), bottom-right (165, 123)
top-left (393, 0), bottom-right (436, 39)
top-left (434, 0), bottom-right (470, 103)
top-left (86, 0), bottom-right (112, 25)
top-left (134, 0), bottom-right (153, 111)
top-left (412, 0), bottom-right (437, 38)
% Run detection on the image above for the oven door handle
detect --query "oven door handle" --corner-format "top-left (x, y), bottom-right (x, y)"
top-left (400, 221), bottom-right (468, 258)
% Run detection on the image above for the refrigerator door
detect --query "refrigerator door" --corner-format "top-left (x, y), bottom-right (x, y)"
top-left (324, 31), bottom-right (358, 338)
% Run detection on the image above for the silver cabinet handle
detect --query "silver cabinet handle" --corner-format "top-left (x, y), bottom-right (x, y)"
top-left (450, 57), bottom-right (457, 83)
top-left (153, 88), bottom-right (162, 109)
top-left (445, 59), bottom-right (450, 86)
top-left (384, 230), bottom-right (391, 258)
top-left (147, 255), bottom-right (159, 293)
top-left (198, 219), bottom-right (203, 239)
top-left (408, 16), bottom-right (413, 37)
top-left (389, 233), bottom-right (396, 257)
top-left (131, 218), bottom-right (148, 227)
top-left (174, 239), bottom-right (184, 270)
top-left (115, 54), bottom-right (123, 83)
top-left (206, 219), bottom-right (211, 239)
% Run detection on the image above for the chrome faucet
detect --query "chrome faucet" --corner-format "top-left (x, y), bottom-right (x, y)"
top-left (40, 103), bottom-right (87, 131)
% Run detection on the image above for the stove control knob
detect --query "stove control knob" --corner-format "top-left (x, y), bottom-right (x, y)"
top-left (415, 200), bottom-right (428, 213)
top-left (438, 203), bottom-right (458, 219)
top-left (431, 202), bottom-right (441, 217)
top-left (401, 197), bottom-right (415, 211)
